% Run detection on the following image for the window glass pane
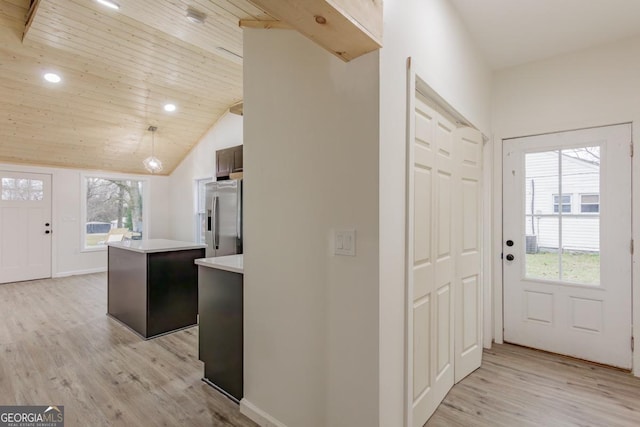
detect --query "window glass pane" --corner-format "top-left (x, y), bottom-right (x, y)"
top-left (525, 151), bottom-right (560, 280)
top-left (84, 177), bottom-right (144, 248)
top-left (560, 146), bottom-right (600, 284)
top-left (526, 217), bottom-right (560, 280)
top-left (1, 178), bottom-right (45, 201)
top-left (561, 218), bottom-right (600, 284)
top-left (581, 204), bottom-right (599, 213)
top-left (30, 180), bottom-right (43, 191)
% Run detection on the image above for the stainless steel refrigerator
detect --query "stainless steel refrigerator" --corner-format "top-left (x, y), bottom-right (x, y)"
top-left (204, 179), bottom-right (242, 257)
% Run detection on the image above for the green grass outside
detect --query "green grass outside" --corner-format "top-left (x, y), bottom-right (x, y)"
top-left (525, 252), bottom-right (600, 285)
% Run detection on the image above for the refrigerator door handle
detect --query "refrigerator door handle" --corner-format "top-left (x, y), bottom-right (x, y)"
top-left (213, 195), bottom-right (219, 250)
top-left (236, 186), bottom-right (242, 240)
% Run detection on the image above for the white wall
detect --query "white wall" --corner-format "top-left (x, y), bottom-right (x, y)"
top-left (168, 112), bottom-right (243, 241)
top-left (379, 0), bottom-right (492, 425)
top-left (0, 162), bottom-right (170, 277)
top-left (242, 29), bottom-right (379, 427)
top-left (493, 34), bottom-right (640, 375)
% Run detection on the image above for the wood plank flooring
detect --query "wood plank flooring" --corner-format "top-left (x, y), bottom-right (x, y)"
top-left (0, 273), bottom-right (257, 427)
top-left (427, 343), bottom-right (640, 426)
top-left (1, 273), bottom-right (639, 426)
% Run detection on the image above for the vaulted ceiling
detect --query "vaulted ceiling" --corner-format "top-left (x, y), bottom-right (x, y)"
top-left (0, 0), bottom-right (273, 175)
top-left (5, 0), bottom-right (640, 176)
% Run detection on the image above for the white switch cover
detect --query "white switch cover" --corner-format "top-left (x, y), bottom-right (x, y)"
top-left (334, 229), bottom-right (356, 256)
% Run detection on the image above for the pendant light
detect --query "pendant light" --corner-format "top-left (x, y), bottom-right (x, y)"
top-left (143, 126), bottom-right (163, 173)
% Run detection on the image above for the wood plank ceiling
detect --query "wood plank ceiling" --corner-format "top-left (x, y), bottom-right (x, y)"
top-left (0, 0), bottom-right (274, 175)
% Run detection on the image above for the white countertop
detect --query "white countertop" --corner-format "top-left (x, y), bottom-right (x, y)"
top-left (195, 254), bottom-right (243, 274)
top-left (108, 239), bottom-right (206, 254)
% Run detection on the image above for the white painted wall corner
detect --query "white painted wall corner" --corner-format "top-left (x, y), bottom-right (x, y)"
top-left (240, 399), bottom-right (288, 427)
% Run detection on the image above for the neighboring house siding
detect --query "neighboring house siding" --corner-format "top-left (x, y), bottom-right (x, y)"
top-left (524, 150), bottom-right (599, 252)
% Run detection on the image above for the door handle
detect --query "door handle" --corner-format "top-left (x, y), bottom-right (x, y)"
top-left (213, 196), bottom-right (219, 249)
top-left (506, 254), bottom-right (515, 261)
top-left (236, 185), bottom-right (242, 241)
top-left (45, 230), bottom-right (51, 234)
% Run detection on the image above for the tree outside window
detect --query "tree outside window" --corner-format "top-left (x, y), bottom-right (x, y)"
top-left (84, 177), bottom-right (145, 248)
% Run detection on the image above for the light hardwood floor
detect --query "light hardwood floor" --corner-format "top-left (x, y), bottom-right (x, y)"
top-left (427, 343), bottom-right (640, 426)
top-left (2, 274), bottom-right (639, 426)
top-left (0, 273), bottom-right (256, 427)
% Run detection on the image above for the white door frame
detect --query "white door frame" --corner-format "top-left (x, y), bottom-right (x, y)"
top-left (491, 121), bottom-right (639, 376)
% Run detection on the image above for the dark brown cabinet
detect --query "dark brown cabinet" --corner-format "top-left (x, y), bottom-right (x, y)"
top-left (107, 243), bottom-right (205, 339)
top-left (198, 265), bottom-right (243, 402)
top-left (216, 145), bottom-right (243, 179)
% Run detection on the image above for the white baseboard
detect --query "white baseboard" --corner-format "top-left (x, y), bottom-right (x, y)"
top-left (240, 398), bottom-right (288, 427)
top-left (53, 267), bottom-right (107, 278)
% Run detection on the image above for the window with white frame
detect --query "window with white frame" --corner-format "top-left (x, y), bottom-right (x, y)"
top-left (195, 178), bottom-right (214, 244)
top-left (580, 194), bottom-right (600, 213)
top-left (82, 176), bottom-right (146, 250)
top-left (1, 177), bottom-right (43, 201)
top-left (553, 194), bottom-right (572, 213)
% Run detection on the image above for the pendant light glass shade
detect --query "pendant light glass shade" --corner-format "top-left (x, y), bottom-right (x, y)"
top-left (143, 126), bottom-right (163, 173)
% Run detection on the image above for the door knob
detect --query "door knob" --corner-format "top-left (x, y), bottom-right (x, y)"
top-left (45, 222), bottom-right (50, 226)
top-left (45, 230), bottom-right (51, 234)
top-left (506, 254), bottom-right (514, 261)
top-left (506, 240), bottom-right (514, 247)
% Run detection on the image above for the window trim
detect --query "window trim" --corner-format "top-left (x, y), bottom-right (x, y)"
top-left (80, 173), bottom-right (150, 252)
top-left (580, 193), bottom-right (600, 214)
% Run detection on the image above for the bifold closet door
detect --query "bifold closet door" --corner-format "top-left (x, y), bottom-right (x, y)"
top-left (407, 89), bottom-right (483, 427)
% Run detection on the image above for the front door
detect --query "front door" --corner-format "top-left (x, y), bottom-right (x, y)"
top-left (0, 171), bottom-right (52, 283)
top-left (503, 124), bottom-right (632, 369)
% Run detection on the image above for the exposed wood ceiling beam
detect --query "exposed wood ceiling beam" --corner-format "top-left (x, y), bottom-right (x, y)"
top-left (239, 19), bottom-right (291, 30)
top-left (246, 0), bottom-right (382, 61)
top-left (22, 0), bottom-right (40, 40)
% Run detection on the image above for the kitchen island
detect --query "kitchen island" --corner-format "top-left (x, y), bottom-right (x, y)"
top-left (195, 254), bottom-right (243, 402)
top-left (108, 239), bottom-right (206, 339)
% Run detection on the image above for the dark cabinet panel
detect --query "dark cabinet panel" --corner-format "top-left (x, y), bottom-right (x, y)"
top-left (216, 145), bottom-right (243, 178)
top-left (232, 147), bottom-right (243, 172)
top-left (147, 249), bottom-right (201, 337)
top-left (216, 148), bottom-right (234, 178)
top-left (198, 267), bottom-right (243, 402)
top-left (107, 246), bottom-right (204, 339)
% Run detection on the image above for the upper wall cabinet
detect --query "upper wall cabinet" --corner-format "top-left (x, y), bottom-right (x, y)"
top-left (243, 0), bottom-right (382, 61)
top-left (217, 145), bottom-right (243, 179)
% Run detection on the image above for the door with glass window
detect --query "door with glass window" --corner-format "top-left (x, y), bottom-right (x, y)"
top-left (0, 171), bottom-right (52, 283)
top-left (503, 124), bottom-right (632, 369)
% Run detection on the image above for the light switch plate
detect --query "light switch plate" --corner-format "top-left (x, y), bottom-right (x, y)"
top-left (334, 229), bottom-right (356, 256)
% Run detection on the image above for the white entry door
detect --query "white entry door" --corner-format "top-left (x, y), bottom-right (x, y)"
top-left (0, 171), bottom-right (52, 283)
top-left (407, 87), bottom-right (483, 427)
top-left (503, 124), bottom-right (632, 369)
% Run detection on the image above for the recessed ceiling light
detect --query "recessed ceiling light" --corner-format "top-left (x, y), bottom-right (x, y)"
top-left (43, 73), bottom-right (61, 83)
top-left (164, 103), bottom-right (177, 112)
top-left (96, 0), bottom-right (120, 10)
top-left (186, 8), bottom-right (206, 24)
